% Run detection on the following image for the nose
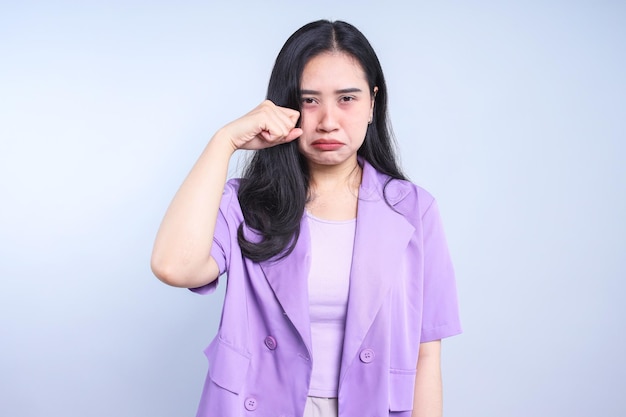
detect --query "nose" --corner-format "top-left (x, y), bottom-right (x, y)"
top-left (317, 103), bottom-right (339, 132)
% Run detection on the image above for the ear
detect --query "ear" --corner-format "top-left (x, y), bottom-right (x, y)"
top-left (370, 86), bottom-right (379, 119)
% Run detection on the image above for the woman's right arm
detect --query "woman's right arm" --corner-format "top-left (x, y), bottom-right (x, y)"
top-left (150, 101), bottom-right (302, 288)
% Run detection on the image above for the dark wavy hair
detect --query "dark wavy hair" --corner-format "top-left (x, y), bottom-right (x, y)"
top-left (237, 20), bottom-right (406, 262)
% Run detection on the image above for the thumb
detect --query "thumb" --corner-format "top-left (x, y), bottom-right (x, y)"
top-left (284, 127), bottom-right (303, 142)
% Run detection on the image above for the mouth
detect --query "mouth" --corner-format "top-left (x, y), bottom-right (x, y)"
top-left (311, 139), bottom-right (344, 151)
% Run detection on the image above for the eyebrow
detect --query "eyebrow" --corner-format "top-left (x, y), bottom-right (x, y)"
top-left (300, 88), bottom-right (364, 95)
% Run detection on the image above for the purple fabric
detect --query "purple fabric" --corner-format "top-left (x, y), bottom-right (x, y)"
top-left (191, 160), bottom-right (462, 416)
top-left (306, 214), bottom-right (354, 397)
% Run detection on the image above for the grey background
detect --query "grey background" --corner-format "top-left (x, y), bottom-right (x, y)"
top-left (1, 1), bottom-right (624, 416)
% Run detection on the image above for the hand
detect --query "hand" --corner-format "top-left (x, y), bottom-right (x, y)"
top-left (218, 100), bottom-right (303, 151)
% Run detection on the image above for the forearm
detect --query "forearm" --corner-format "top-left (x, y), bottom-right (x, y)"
top-left (151, 101), bottom-right (302, 288)
top-left (151, 132), bottom-right (235, 288)
top-left (412, 340), bottom-right (443, 417)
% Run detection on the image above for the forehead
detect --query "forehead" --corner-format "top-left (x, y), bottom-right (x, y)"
top-left (301, 52), bottom-right (368, 89)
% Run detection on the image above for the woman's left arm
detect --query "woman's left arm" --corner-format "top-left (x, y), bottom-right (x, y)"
top-left (412, 340), bottom-right (443, 417)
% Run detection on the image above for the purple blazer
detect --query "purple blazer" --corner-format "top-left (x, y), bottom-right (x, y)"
top-left (191, 160), bottom-right (462, 416)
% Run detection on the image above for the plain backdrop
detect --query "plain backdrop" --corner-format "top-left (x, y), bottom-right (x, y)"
top-left (1, 1), bottom-right (624, 416)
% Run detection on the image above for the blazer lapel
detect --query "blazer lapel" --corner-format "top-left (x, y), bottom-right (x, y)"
top-left (340, 163), bottom-right (415, 380)
top-left (256, 162), bottom-right (414, 376)
top-left (258, 218), bottom-right (313, 354)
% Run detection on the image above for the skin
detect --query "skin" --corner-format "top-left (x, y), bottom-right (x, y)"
top-left (149, 101), bottom-right (300, 289)
top-left (298, 52), bottom-right (377, 220)
top-left (413, 340), bottom-right (443, 417)
top-left (298, 52), bottom-right (373, 171)
top-left (151, 51), bottom-right (443, 417)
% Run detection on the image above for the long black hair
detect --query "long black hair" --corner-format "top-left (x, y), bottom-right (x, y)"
top-left (237, 20), bottom-right (407, 262)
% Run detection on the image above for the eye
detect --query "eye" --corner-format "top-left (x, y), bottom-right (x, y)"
top-left (302, 97), bottom-right (317, 105)
top-left (340, 96), bottom-right (356, 103)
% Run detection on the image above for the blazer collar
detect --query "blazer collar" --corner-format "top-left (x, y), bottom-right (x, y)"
top-left (339, 161), bottom-right (415, 381)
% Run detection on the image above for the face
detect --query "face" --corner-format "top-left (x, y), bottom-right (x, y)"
top-left (298, 52), bottom-right (376, 170)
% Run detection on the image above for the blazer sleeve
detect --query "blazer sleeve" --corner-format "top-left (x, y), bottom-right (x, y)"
top-left (189, 181), bottom-right (237, 295)
top-left (419, 198), bottom-right (462, 342)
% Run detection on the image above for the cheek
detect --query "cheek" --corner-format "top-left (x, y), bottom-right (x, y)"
top-left (353, 120), bottom-right (371, 148)
top-left (354, 128), bottom-right (368, 148)
top-left (350, 106), bottom-right (371, 126)
top-left (347, 116), bottom-right (369, 137)
top-left (298, 112), bottom-right (316, 134)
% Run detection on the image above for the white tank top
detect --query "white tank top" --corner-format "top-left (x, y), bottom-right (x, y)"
top-left (306, 212), bottom-right (355, 398)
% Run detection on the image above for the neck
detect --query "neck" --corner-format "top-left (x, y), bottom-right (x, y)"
top-left (305, 159), bottom-right (362, 221)
top-left (307, 159), bottom-right (362, 194)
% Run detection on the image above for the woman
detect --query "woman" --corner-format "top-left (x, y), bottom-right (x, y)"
top-left (151, 20), bottom-right (461, 417)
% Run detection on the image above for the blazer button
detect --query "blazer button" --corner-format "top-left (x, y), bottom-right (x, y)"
top-left (244, 397), bottom-right (258, 411)
top-left (264, 336), bottom-right (277, 350)
top-left (359, 348), bottom-right (375, 363)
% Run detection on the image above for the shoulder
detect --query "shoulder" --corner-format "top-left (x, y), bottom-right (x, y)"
top-left (218, 178), bottom-right (243, 214)
top-left (224, 177), bottom-right (242, 194)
